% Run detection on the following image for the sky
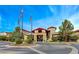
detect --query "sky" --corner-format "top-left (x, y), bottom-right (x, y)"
top-left (0, 5), bottom-right (79, 32)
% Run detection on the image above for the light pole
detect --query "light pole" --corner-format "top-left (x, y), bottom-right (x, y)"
top-left (18, 8), bottom-right (24, 39)
top-left (30, 16), bottom-right (33, 40)
top-left (19, 8), bottom-right (24, 33)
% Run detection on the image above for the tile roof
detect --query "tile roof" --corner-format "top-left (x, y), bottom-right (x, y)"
top-left (32, 28), bottom-right (47, 32)
top-left (22, 29), bottom-right (30, 33)
top-left (74, 30), bottom-right (79, 32)
top-left (47, 26), bottom-right (56, 29)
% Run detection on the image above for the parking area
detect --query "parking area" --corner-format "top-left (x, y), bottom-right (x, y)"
top-left (0, 41), bottom-right (73, 54)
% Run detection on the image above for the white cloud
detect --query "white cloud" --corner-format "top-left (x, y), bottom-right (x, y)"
top-left (22, 5), bottom-right (79, 31)
top-left (49, 5), bottom-right (79, 31)
top-left (48, 6), bottom-right (57, 16)
top-left (68, 12), bottom-right (79, 30)
top-left (23, 22), bottom-right (31, 31)
top-left (33, 16), bottom-right (59, 29)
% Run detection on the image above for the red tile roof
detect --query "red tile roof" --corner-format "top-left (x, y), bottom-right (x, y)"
top-left (47, 26), bottom-right (56, 29)
top-left (22, 29), bottom-right (30, 33)
top-left (32, 28), bottom-right (47, 32)
top-left (74, 30), bottom-right (79, 32)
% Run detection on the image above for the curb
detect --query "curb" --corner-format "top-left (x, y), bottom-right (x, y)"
top-left (68, 46), bottom-right (78, 54)
top-left (62, 45), bottom-right (78, 54)
top-left (5, 44), bottom-right (38, 48)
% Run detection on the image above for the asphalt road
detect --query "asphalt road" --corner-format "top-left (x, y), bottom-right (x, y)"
top-left (34, 43), bottom-right (72, 54)
top-left (0, 41), bottom-right (38, 54)
top-left (0, 41), bottom-right (72, 54)
top-left (71, 44), bottom-right (79, 53)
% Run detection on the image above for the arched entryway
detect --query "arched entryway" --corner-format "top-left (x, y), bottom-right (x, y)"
top-left (37, 35), bottom-right (43, 42)
top-left (32, 28), bottom-right (47, 43)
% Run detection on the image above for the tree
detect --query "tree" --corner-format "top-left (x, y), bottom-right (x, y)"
top-left (58, 19), bottom-right (74, 42)
top-left (0, 36), bottom-right (7, 41)
top-left (11, 26), bottom-right (23, 44)
top-left (24, 35), bottom-right (33, 44)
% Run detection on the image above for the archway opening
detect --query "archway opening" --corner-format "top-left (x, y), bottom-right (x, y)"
top-left (37, 35), bottom-right (43, 42)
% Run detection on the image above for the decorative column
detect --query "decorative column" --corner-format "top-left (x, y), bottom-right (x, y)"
top-left (34, 34), bottom-right (37, 43)
top-left (42, 30), bottom-right (47, 43)
top-left (48, 32), bottom-right (52, 42)
top-left (23, 35), bottom-right (27, 44)
top-left (43, 34), bottom-right (47, 43)
top-left (33, 30), bottom-right (38, 43)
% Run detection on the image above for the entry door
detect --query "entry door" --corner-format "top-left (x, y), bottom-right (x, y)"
top-left (37, 35), bottom-right (43, 42)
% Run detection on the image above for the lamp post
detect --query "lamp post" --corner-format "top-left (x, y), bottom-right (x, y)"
top-left (30, 16), bottom-right (33, 40)
top-left (20, 8), bottom-right (24, 33)
top-left (18, 8), bottom-right (24, 40)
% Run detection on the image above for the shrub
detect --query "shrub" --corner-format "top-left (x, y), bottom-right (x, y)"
top-left (15, 39), bottom-right (23, 44)
top-left (57, 36), bottom-right (64, 42)
top-left (24, 35), bottom-right (33, 44)
top-left (52, 37), bottom-right (59, 42)
top-left (10, 38), bottom-right (15, 42)
top-left (0, 36), bottom-right (7, 41)
top-left (70, 35), bottom-right (78, 42)
top-left (5, 36), bottom-right (12, 41)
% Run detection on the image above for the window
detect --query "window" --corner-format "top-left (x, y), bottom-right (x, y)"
top-left (38, 30), bottom-right (42, 33)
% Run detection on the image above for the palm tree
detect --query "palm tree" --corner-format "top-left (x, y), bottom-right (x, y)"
top-left (59, 19), bottom-right (74, 42)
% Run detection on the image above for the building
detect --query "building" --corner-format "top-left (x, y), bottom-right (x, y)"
top-left (0, 32), bottom-right (7, 36)
top-left (23, 26), bottom-right (57, 43)
top-left (71, 30), bottom-right (79, 42)
top-left (1, 26), bottom-right (79, 42)
top-left (0, 32), bottom-right (12, 38)
top-left (23, 27), bottom-right (79, 42)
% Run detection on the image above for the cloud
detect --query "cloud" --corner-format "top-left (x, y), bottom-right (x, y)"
top-left (33, 16), bottom-right (59, 30)
top-left (61, 6), bottom-right (79, 30)
top-left (48, 5), bottom-right (79, 31)
top-left (23, 22), bottom-right (31, 31)
top-left (48, 6), bottom-right (58, 16)
top-left (68, 12), bottom-right (79, 30)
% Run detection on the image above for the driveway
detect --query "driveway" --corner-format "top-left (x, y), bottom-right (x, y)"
top-left (71, 44), bottom-right (79, 53)
top-left (0, 41), bottom-right (38, 54)
top-left (33, 43), bottom-right (72, 54)
top-left (0, 41), bottom-right (74, 54)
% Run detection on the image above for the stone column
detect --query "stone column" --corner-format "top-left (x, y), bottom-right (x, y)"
top-left (43, 34), bottom-right (47, 43)
top-left (23, 35), bottom-right (29, 44)
top-left (48, 32), bottom-right (52, 41)
top-left (34, 34), bottom-right (37, 43)
top-left (33, 30), bottom-right (38, 43)
top-left (42, 30), bottom-right (47, 43)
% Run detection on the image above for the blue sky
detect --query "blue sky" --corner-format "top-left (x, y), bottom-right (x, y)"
top-left (0, 5), bottom-right (79, 32)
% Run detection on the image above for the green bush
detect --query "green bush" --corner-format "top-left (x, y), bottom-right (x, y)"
top-left (70, 35), bottom-right (78, 42)
top-left (48, 37), bottom-right (59, 42)
top-left (5, 36), bottom-right (12, 41)
top-left (52, 37), bottom-right (59, 42)
top-left (57, 36), bottom-right (64, 42)
top-left (15, 39), bottom-right (23, 44)
top-left (10, 38), bottom-right (15, 42)
top-left (0, 36), bottom-right (7, 41)
top-left (25, 35), bottom-right (33, 44)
